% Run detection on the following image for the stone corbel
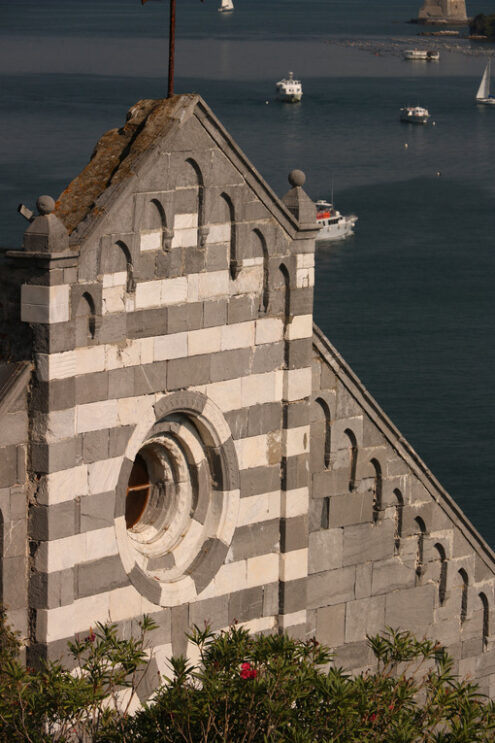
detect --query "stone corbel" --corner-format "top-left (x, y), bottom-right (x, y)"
top-left (229, 258), bottom-right (241, 281)
top-left (198, 225), bottom-right (209, 249)
top-left (163, 227), bottom-right (174, 252)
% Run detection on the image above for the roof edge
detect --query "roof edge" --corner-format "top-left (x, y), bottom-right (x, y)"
top-left (193, 97), bottom-right (301, 237)
top-left (312, 323), bottom-right (495, 572)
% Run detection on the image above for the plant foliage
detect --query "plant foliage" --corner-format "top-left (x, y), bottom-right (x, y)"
top-left (1, 608), bottom-right (495, 742)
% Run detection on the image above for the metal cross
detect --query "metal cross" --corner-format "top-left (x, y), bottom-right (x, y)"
top-left (143, 0), bottom-right (205, 99)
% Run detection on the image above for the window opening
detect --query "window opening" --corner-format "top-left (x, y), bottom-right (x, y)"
top-left (125, 454), bottom-right (151, 529)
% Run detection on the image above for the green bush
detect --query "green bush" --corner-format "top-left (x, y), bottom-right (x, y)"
top-left (469, 13), bottom-right (495, 39)
top-left (126, 624), bottom-right (495, 743)
top-left (0, 609), bottom-right (156, 742)
top-left (2, 607), bottom-right (495, 742)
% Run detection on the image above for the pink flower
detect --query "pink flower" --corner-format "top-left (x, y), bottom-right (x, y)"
top-left (240, 662), bottom-right (257, 679)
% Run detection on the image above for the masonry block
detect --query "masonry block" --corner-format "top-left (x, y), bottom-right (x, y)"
top-left (76, 555), bottom-right (128, 598)
top-left (342, 521), bottom-right (395, 567)
top-left (230, 520), bottom-right (279, 562)
top-left (316, 603), bottom-right (345, 647)
top-left (308, 528), bottom-right (343, 574)
top-left (329, 491), bottom-right (373, 528)
top-left (344, 595), bottom-right (386, 644)
top-left (229, 586), bottom-right (263, 624)
top-left (385, 584), bottom-right (436, 635)
top-left (189, 595), bottom-right (229, 631)
top-left (371, 557), bottom-right (416, 595)
top-left (307, 566), bottom-right (355, 610)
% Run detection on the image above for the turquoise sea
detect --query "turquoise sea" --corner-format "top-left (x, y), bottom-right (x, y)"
top-left (1, 0), bottom-right (494, 543)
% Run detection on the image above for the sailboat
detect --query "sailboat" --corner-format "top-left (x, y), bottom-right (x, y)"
top-left (218, 0), bottom-right (234, 12)
top-left (475, 61), bottom-right (495, 106)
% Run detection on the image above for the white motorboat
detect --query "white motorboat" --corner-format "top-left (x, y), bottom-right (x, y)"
top-left (475, 61), bottom-right (495, 106)
top-left (275, 72), bottom-right (303, 103)
top-left (400, 105), bottom-right (430, 124)
top-left (315, 200), bottom-right (357, 243)
top-left (218, 0), bottom-right (233, 12)
top-left (403, 49), bottom-right (440, 61)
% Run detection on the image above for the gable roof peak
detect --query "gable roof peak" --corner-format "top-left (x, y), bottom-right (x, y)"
top-left (54, 94), bottom-right (200, 236)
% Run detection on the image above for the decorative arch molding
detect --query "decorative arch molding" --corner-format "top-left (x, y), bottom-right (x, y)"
top-left (183, 157), bottom-right (209, 248)
top-left (393, 488), bottom-right (404, 553)
top-left (219, 192), bottom-right (239, 279)
top-left (369, 457), bottom-right (383, 522)
top-left (253, 228), bottom-right (270, 314)
top-left (414, 516), bottom-right (427, 582)
top-left (100, 232), bottom-right (138, 278)
top-left (433, 542), bottom-right (448, 606)
top-left (133, 194), bottom-right (175, 254)
top-left (113, 240), bottom-right (136, 293)
top-left (71, 284), bottom-right (102, 347)
top-left (277, 262), bottom-right (292, 326)
top-left (479, 592), bottom-right (490, 649)
top-left (114, 391), bottom-right (240, 607)
top-left (312, 395), bottom-right (332, 470)
top-left (344, 428), bottom-right (359, 493)
top-left (458, 568), bottom-right (469, 624)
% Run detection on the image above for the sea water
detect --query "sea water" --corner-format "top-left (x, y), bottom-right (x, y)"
top-left (1, 0), bottom-right (494, 543)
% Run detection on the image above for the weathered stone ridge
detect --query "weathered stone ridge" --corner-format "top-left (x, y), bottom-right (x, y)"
top-left (417, 0), bottom-right (468, 23)
top-left (1, 94), bottom-right (494, 697)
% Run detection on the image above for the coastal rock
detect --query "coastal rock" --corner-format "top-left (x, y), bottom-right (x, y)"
top-left (417, 0), bottom-right (468, 24)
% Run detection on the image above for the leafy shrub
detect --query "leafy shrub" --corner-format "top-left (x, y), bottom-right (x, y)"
top-left (0, 611), bottom-right (156, 742)
top-left (470, 13), bottom-right (495, 39)
top-left (125, 624), bottom-right (495, 743)
top-left (2, 608), bottom-right (495, 742)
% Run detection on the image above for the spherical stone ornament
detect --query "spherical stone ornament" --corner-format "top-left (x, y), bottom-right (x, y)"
top-left (288, 169), bottom-right (306, 188)
top-left (36, 195), bottom-right (56, 215)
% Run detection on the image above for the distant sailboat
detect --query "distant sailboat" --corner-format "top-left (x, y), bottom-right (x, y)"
top-left (218, 0), bottom-right (234, 12)
top-left (476, 61), bottom-right (495, 106)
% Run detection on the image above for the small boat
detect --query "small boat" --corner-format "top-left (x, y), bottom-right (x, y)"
top-left (400, 105), bottom-right (430, 124)
top-left (275, 72), bottom-right (303, 103)
top-left (315, 200), bottom-right (357, 243)
top-left (218, 0), bottom-right (233, 12)
top-left (475, 61), bottom-right (495, 106)
top-left (403, 49), bottom-right (440, 61)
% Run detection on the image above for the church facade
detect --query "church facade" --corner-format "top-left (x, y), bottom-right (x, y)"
top-left (1, 94), bottom-right (494, 698)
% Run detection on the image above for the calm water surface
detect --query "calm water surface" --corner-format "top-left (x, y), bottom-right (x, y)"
top-left (1, 0), bottom-right (494, 542)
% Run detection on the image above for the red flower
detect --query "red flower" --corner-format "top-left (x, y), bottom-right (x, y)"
top-left (240, 662), bottom-right (257, 679)
top-left (86, 627), bottom-right (96, 643)
top-left (369, 712), bottom-right (377, 723)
